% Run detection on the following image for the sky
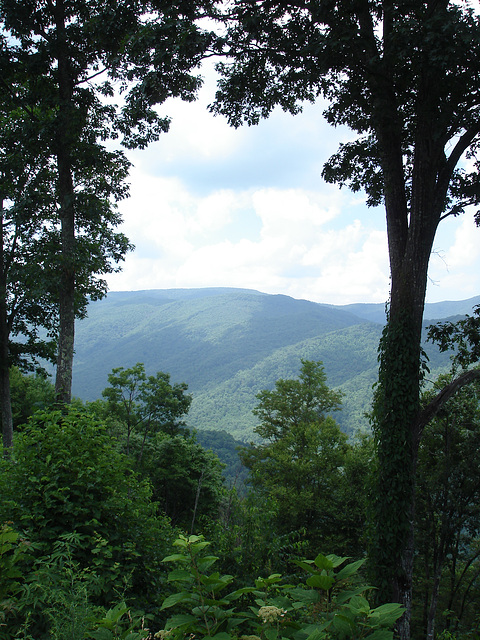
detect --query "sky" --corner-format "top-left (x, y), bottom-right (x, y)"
top-left (105, 63), bottom-right (480, 306)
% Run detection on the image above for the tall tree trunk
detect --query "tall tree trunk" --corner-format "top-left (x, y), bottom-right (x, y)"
top-left (374, 275), bottom-right (425, 640)
top-left (367, 28), bottom-right (453, 628)
top-left (0, 200), bottom-right (13, 457)
top-left (53, 0), bottom-right (76, 404)
top-left (372, 115), bottom-right (442, 639)
top-left (426, 565), bottom-right (443, 640)
top-left (54, 163), bottom-right (75, 405)
top-left (0, 355), bottom-right (12, 455)
top-left (0, 203), bottom-right (13, 454)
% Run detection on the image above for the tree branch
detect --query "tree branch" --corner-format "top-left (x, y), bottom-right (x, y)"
top-left (417, 369), bottom-right (480, 435)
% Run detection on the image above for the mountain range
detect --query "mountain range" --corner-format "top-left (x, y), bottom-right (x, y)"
top-left (70, 288), bottom-right (480, 439)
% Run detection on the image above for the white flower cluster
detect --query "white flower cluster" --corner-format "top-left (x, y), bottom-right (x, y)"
top-left (257, 605), bottom-right (287, 624)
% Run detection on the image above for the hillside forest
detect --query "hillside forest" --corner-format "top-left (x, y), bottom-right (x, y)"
top-left (2, 351), bottom-right (480, 639)
top-left (2, 2), bottom-right (480, 640)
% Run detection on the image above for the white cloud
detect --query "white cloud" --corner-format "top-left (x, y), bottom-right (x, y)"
top-left (108, 174), bottom-right (392, 304)
top-left (426, 214), bottom-right (480, 302)
top-left (105, 68), bottom-right (480, 306)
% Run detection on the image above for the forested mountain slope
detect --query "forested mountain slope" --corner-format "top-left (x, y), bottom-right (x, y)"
top-left (71, 288), bottom-right (480, 439)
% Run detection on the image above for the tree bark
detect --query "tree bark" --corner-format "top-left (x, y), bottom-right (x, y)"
top-left (371, 70), bottom-right (444, 640)
top-left (0, 294), bottom-right (12, 454)
top-left (0, 203), bottom-right (13, 454)
top-left (0, 358), bottom-right (12, 455)
top-left (53, 0), bottom-right (76, 405)
top-left (426, 567), bottom-right (442, 640)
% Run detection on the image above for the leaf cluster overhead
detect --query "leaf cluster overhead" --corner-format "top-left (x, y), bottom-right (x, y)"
top-left (214, 1), bottom-right (480, 217)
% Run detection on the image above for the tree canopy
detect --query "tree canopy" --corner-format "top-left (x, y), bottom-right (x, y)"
top-left (0, 0), bottom-right (221, 415)
top-left (101, 362), bottom-right (192, 455)
top-left (240, 361), bottom-right (366, 555)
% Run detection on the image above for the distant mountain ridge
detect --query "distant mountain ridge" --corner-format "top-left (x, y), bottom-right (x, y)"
top-left (71, 288), bottom-right (480, 439)
top-left (335, 295), bottom-right (480, 325)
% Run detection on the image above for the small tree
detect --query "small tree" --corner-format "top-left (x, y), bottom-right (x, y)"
top-left (9, 367), bottom-right (56, 430)
top-left (101, 362), bottom-right (192, 458)
top-left (137, 432), bottom-right (226, 532)
top-left (100, 362), bottom-right (225, 531)
top-left (0, 100), bottom-right (58, 452)
top-left (240, 361), bottom-right (365, 554)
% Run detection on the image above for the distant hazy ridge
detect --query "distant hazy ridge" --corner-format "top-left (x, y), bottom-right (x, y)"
top-left (71, 288), bottom-right (480, 439)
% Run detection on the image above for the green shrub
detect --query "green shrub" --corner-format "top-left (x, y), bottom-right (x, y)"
top-left (158, 534), bottom-right (404, 640)
top-left (0, 524), bottom-right (32, 635)
top-left (0, 407), bottom-right (175, 636)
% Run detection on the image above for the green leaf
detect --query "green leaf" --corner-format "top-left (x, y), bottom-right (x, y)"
top-left (167, 568), bottom-right (193, 581)
top-left (196, 555), bottom-right (220, 572)
top-left (161, 591), bottom-right (193, 609)
top-left (105, 602), bottom-right (129, 623)
top-left (306, 574), bottom-right (335, 590)
top-left (190, 541), bottom-right (211, 553)
top-left (300, 622), bottom-right (330, 640)
top-left (163, 553), bottom-right (187, 563)
top-left (335, 586), bottom-right (375, 605)
top-left (326, 554), bottom-right (349, 569)
top-left (289, 587), bottom-right (319, 604)
top-left (165, 614), bottom-right (198, 628)
top-left (369, 602), bottom-right (405, 627)
top-left (336, 558), bottom-right (365, 581)
top-left (294, 560), bottom-right (317, 574)
top-left (371, 603), bottom-right (404, 617)
top-left (313, 554), bottom-right (334, 571)
top-left (264, 628), bottom-right (278, 640)
top-left (344, 595), bottom-right (370, 614)
top-left (332, 612), bottom-right (355, 635)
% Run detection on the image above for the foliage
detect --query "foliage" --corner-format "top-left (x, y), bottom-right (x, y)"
top-left (194, 429), bottom-right (249, 490)
top-left (0, 524), bottom-right (31, 634)
top-left (96, 363), bottom-right (225, 530)
top-left (0, 407), bottom-right (174, 617)
top-left (0, 528), bottom-right (154, 639)
top-left (0, 103), bottom-right (59, 372)
top-left (214, 1), bottom-right (480, 221)
top-left (205, 490), bottom-right (307, 586)
top-left (158, 534), bottom-right (404, 640)
top-left (240, 361), bottom-right (366, 555)
top-left (413, 375), bottom-right (480, 638)
top-left (9, 367), bottom-right (56, 428)
top-left (213, 3), bottom-right (480, 635)
top-left (252, 359), bottom-right (343, 442)
top-left (369, 312), bottom-right (424, 600)
top-left (16, 534), bottom-right (102, 640)
top-left (87, 602), bottom-right (150, 640)
top-left (130, 431), bottom-right (226, 531)
top-left (427, 306), bottom-right (480, 371)
top-left (102, 362), bottom-right (192, 455)
top-left (0, 0), bottom-right (221, 401)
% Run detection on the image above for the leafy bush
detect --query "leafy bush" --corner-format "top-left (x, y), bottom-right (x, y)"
top-left (0, 407), bottom-right (175, 634)
top-left (0, 524), bottom-right (32, 635)
top-left (158, 534), bottom-right (404, 640)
